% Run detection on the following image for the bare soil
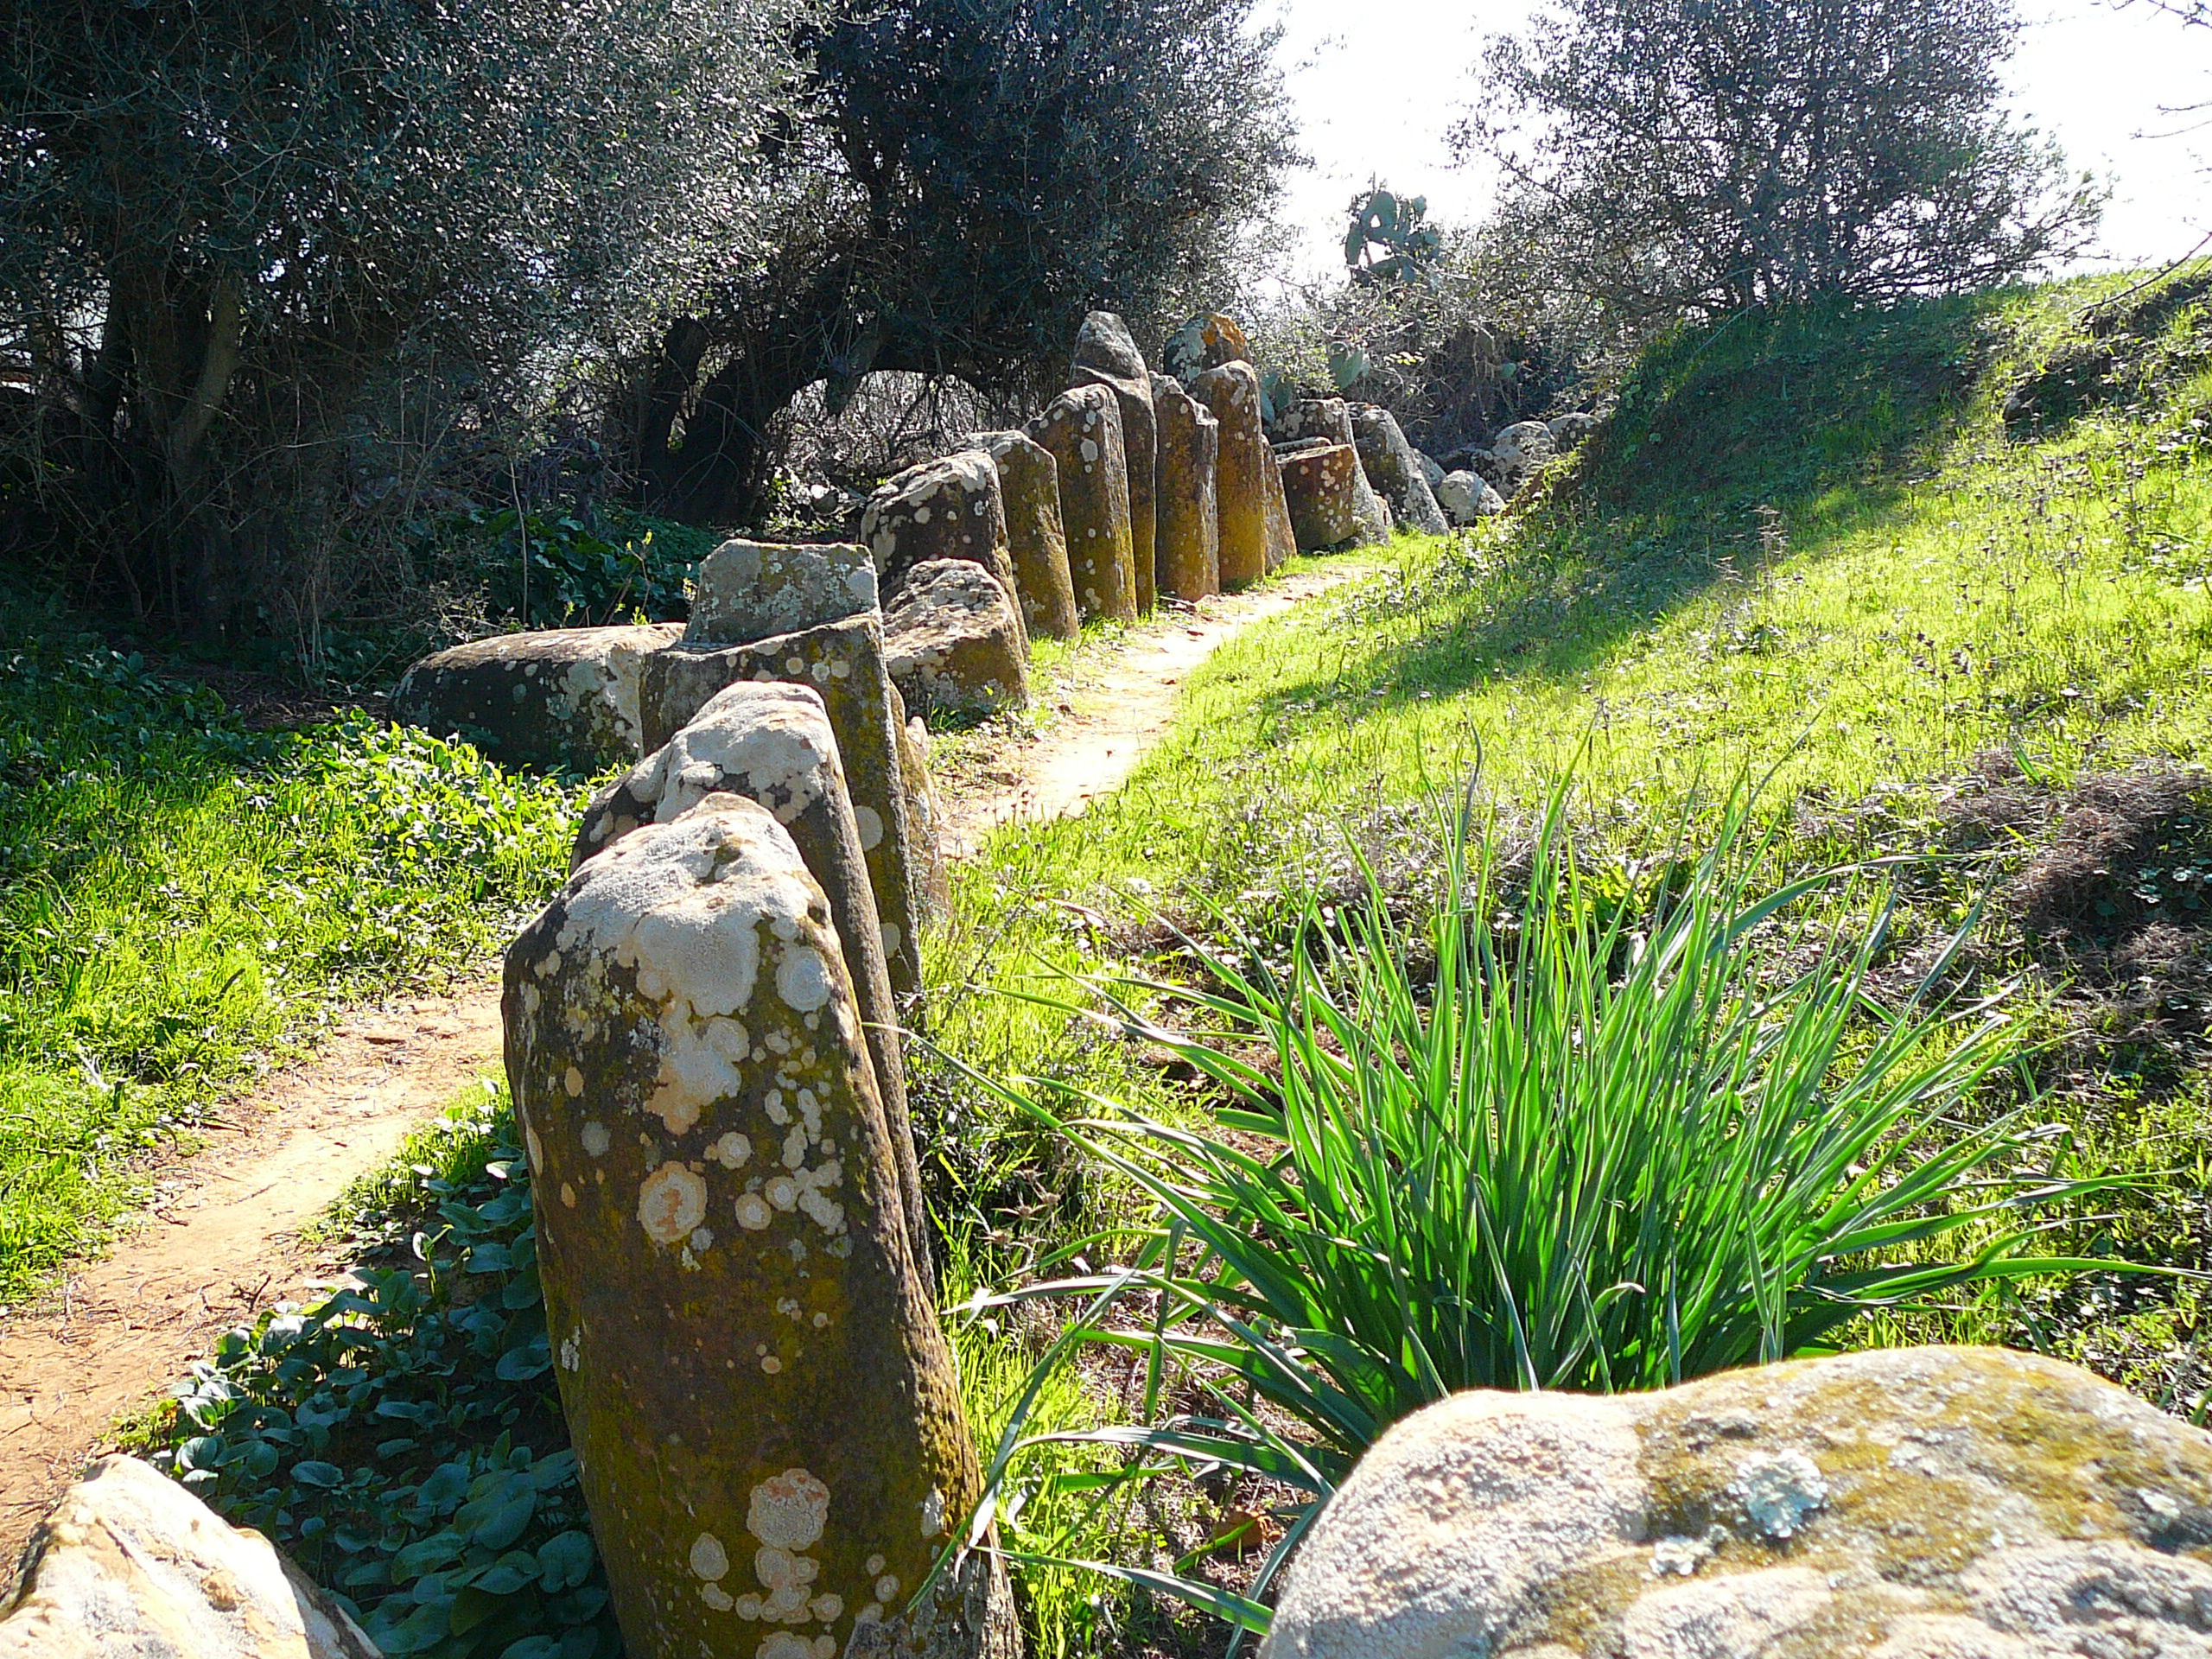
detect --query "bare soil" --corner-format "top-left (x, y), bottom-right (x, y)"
top-left (0, 986), bottom-right (502, 1562)
top-left (0, 563), bottom-right (1358, 1564)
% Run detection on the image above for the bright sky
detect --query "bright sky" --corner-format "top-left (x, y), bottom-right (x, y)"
top-left (1267, 0), bottom-right (2210, 286)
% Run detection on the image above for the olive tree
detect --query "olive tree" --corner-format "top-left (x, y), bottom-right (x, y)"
top-left (620, 0), bottom-right (1300, 524)
top-left (1461, 0), bottom-right (2105, 319)
top-left (0, 0), bottom-right (812, 639)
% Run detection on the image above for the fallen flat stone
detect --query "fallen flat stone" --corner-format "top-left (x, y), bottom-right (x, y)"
top-left (859, 454), bottom-right (1027, 655)
top-left (1263, 1345), bottom-right (2212, 1659)
top-left (570, 681), bottom-right (925, 1274)
top-left (391, 622), bottom-right (683, 772)
top-left (685, 540), bottom-right (879, 647)
top-left (883, 560), bottom-right (1030, 717)
top-left (1351, 404), bottom-right (1449, 534)
top-left (0, 1455), bottom-right (378, 1659)
top-left (641, 616), bottom-right (931, 1006)
top-left (1027, 385), bottom-right (1135, 623)
top-left (507, 797), bottom-right (1016, 1659)
top-left (1071, 312), bottom-right (1159, 615)
top-left (1190, 360), bottom-right (1279, 590)
top-left (971, 429), bottom-right (1081, 641)
top-left (1150, 373), bottom-right (1221, 602)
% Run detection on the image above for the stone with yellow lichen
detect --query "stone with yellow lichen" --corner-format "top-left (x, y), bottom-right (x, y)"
top-left (571, 681), bottom-right (926, 1277)
top-left (860, 454), bottom-right (1028, 657)
top-left (506, 797), bottom-right (1015, 1659)
top-left (1071, 311), bottom-right (1158, 616)
top-left (1160, 312), bottom-right (1255, 384)
top-left (1188, 360), bottom-right (1281, 591)
top-left (1149, 372), bottom-right (1220, 603)
top-left (1261, 1344), bottom-right (2212, 1659)
top-left (969, 430), bottom-right (1080, 643)
top-left (1026, 385), bottom-right (1135, 624)
top-left (640, 614), bottom-right (931, 1008)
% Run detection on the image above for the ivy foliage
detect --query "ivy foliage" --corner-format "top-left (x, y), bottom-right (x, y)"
top-left (146, 1096), bottom-right (613, 1659)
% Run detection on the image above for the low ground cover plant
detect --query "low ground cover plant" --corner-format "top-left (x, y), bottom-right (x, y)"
top-left (0, 605), bottom-right (578, 1300)
top-left (957, 791), bottom-right (2126, 1631)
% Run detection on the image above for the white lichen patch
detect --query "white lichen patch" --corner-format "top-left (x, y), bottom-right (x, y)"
top-left (713, 1131), bottom-right (753, 1169)
top-left (920, 1487), bottom-right (946, 1539)
top-left (1732, 1449), bottom-right (1828, 1539)
top-left (749, 1468), bottom-right (830, 1551)
top-left (756, 1634), bottom-right (817, 1659)
top-left (753, 1546), bottom-right (818, 1621)
top-left (777, 944), bottom-right (834, 1013)
top-left (638, 1161), bottom-right (709, 1246)
top-left (649, 1012), bottom-right (752, 1135)
top-left (563, 1065), bottom-right (583, 1097)
top-left (691, 1533), bottom-right (733, 1580)
top-left (736, 1192), bottom-right (773, 1230)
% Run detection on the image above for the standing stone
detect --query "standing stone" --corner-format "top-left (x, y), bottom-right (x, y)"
top-left (1281, 398), bottom-right (1391, 543)
top-left (1278, 444), bottom-right (1374, 550)
top-left (883, 561), bottom-right (1031, 717)
top-left (643, 615), bottom-right (931, 1007)
top-left (507, 798), bottom-right (1017, 1659)
top-left (1071, 311), bottom-right (1158, 615)
top-left (1027, 385), bottom-right (1135, 623)
top-left (687, 541), bottom-right (878, 647)
top-left (1188, 360), bottom-right (1281, 590)
top-left (893, 696), bottom-right (950, 915)
top-left (569, 682), bottom-right (926, 1276)
top-left (859, 454), bottom-right (1027, 656)
top-left (1161, 313), bottom-right (1254, 384)
top-left (1149, 372), bottom-right (1219, 602)
top-left (392, 622), bottom-right (684, 772)
top-left (970, 430), bottom-right (1080, 641)
top-left (1350, 404), bottom-right (1449, 534)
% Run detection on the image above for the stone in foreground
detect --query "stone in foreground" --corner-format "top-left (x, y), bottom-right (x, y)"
top-left (392, 622), bottom-right (683, 771)
top-left (508, 798), bottom-right (1016, 1659)
top-left (1263, 1344), bottom-right (2212, 1659)
top-left (1437, 469), bottom-right (1507, 524)
top-left (641, 616), bottom-right (931, 1005)
top-left (1150, 373), bottom-right (1221, 602)
top-left (1027, 385), bottom-right (1135, 623)
top-left (1350, 404), bottom-right (1449, 535)
top-left (0, 1455), bottom-right (377, 1658)
top-left (686, 540), bottom-right (878, 647)
top-left (1190, 360), bottom-right (1281, 590)
top-left (859, 454), bottom-right (1027, 655)
top-left (883, 560), bottom-right (1031, 717)
top-left (1278, 444), bottom-right (1376, 552)
top-left (570, 681), bottom-right (926, 1274)
top-left (972, 429), bottom-right (1081, 641)
top-left (1071, 311), bottom-right (1159, 615)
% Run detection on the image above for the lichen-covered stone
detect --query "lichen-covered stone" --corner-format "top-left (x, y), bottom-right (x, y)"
top-left (571, 682), bottom-right (926, 1274)
top-left (1278, 444), bottom-right (1377, 551)
top-left (1549, 410), bottom-right (1599, 451)
top-left (1161, 312), bottom-right (1254, 384)
top-left (1277, 398), bottom-right (1390, 543)
top-left (1263, 1345), bottom-right (2212, 1659)
top-left (1027, 385), bottom-right (1135, 623)
top-left (1350, 404), bottom-right (1448, 535)
top-left (1438, 470), bottom-right (1507, 524)
top-left (391, 622), bottom-right (683, 771)
top-left (859, 455), bottom-right (1027, 656)
top-left (892, 697), bottom-right (950, 918)
top-left (641, 617), bottom-right (931, 1007)
top-left (1150, 373), bottom-right (1220, 603)
top-left (1189, 360), bottom-right (1282, 590)
top-left (686, 541), bottom-right (879, 647)
top-left (506, 798), bottom-right (1016, 1659)
top-left (0, 1455), bottom-right (378, 1659)
top-left (970, 430), bottom-right (1080, 641)
top-left (883, 561), bottom-right (1030, 717)
top-left (1490, 418), bottom-right (1559, 498)
top-left (1071, 311), bottom-right (1158, 615)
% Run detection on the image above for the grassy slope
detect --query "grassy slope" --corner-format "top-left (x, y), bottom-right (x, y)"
top-left (0, 617), bottom-right (577, 1299)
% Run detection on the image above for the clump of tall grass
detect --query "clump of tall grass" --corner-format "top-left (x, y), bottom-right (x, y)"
top-left (952, 788), bottom-right (2126, 1633)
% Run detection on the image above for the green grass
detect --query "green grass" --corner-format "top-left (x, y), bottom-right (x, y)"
top-left (0, 612), bottom-right (580, 1300)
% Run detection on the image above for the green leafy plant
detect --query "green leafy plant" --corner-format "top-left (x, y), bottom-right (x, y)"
top-left (957, 786), bottom-right (2129, 1634)
top-left (1344, 187), bottom-right (1442, 287)
top-left (145, 1091), bottom-right (618, 1659)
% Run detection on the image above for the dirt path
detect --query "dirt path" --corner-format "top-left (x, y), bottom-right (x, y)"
top-left (0, 563), bottom-right (1360, 1564)
top-left (0, 986), bottom-right (503, 1561)
top-left (939, 565), bottom-right (1357, 856)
